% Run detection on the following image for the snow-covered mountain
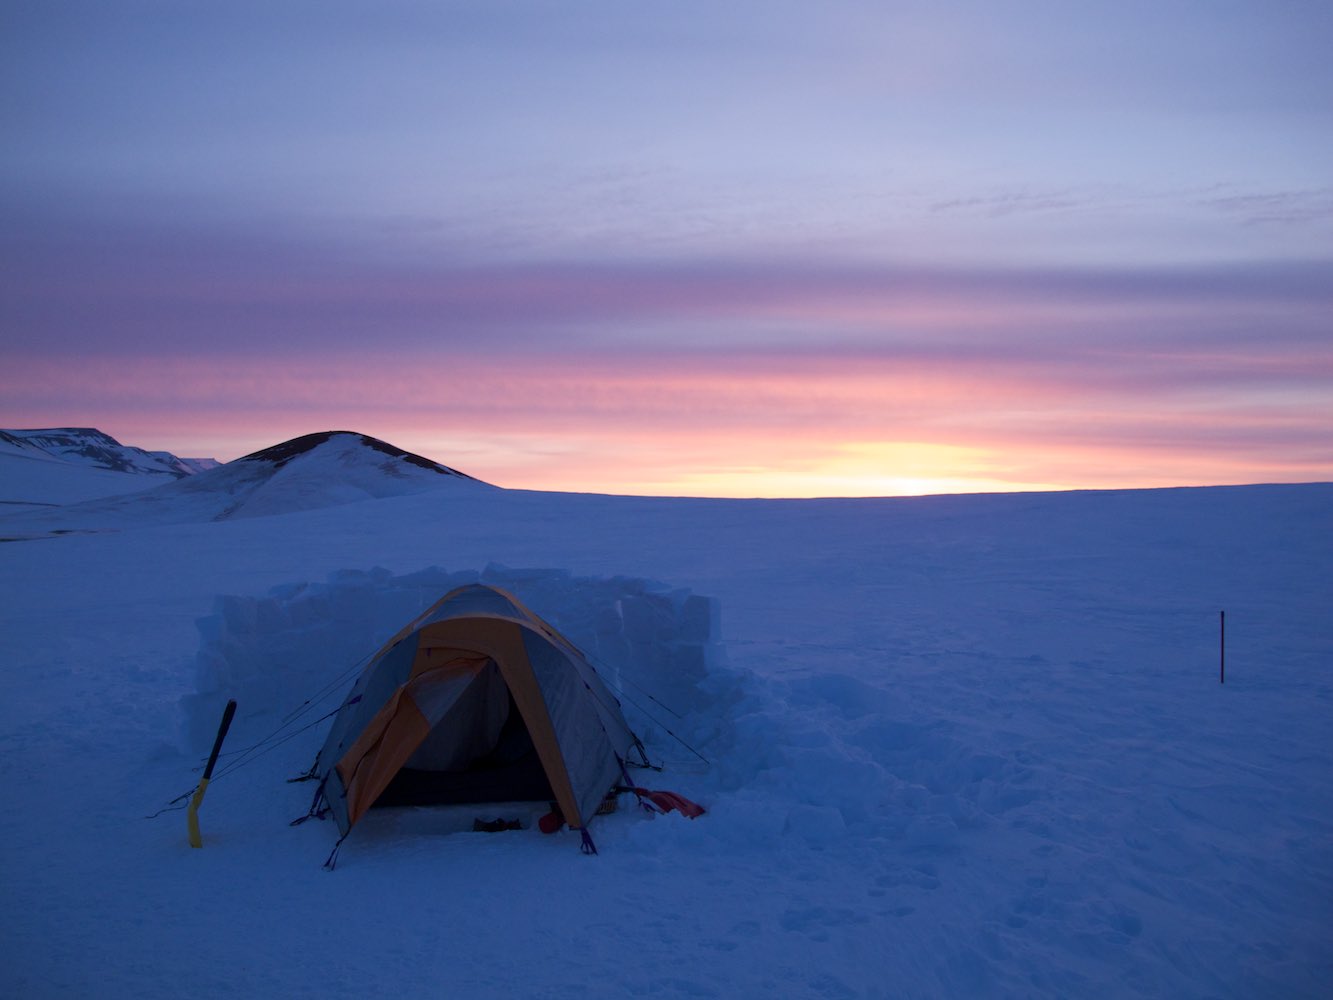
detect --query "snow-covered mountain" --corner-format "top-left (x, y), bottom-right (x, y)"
top-left (195, 430), bottom-right (485, 520)
top-left (1, 427), bottom-right (217, 478)
top-left (237, 430), bottom-right (473, 479)
top-left (0, 429), bottom-right (489, 531)
top-left (0, 427), bottom-right (219, 507)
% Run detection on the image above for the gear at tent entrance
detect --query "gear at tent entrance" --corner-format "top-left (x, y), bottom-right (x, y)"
top-left (615, 784), bottom-right (706, 819)
top-left (616, 755), bottom-right (706, 821)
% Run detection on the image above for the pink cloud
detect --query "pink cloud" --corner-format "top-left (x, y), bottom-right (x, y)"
top-left (4, 200), bottom-right (1328, 496)
top-left (3, 347), bottom-right (1327, 496)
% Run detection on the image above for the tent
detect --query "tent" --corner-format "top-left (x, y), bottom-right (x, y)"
top-left (308, 584), bottom-right (642, 853)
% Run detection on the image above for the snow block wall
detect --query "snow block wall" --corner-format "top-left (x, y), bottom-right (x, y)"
top-left (181, 564), bottom-right (724, 754)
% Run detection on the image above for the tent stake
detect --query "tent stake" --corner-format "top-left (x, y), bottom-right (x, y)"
top-left (188, 699), bottom-right (237, 848)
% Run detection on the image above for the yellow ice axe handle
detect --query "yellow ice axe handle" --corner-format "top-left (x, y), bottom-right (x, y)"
top-left (186, 778), bottom-right (211, 848)
top-left (187, 699), bottom-right (237, 848)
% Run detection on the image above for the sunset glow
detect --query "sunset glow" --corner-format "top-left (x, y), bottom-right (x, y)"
top-left (2, 3), bottom-right (1330, 496)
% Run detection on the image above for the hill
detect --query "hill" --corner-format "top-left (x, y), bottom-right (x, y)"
top-left (0, 430), bottom-right (488, 533)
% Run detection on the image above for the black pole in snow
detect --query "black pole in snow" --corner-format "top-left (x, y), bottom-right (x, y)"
top-left (188, 699), bottom-right (237, 847)
top-left (1220, 610), bottom-right (1225, 685)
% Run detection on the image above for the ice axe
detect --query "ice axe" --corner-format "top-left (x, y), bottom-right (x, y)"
top-left (187, 699), bottom-right (237, 848)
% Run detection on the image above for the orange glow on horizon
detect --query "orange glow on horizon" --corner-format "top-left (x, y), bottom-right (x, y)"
top-left (2, 352), bottom-right (1328, 499)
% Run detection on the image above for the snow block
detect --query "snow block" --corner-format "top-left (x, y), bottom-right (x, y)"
top-left (904, 813), bottom-right (960, 851)
top-left (180, 564), bottom-right (726, 754)
top-left (669, 643), bottom-right (708, 685)
top-left (254, 598), bottom-right (287, 635)
top-left (218, 595), bottom-right (258, 636)
top-left (677, 594), bottom-right (714, 644)
top-left (785, 803), bottom-right (848, 844)
top-left (621, 592), bottom-right (675, 643)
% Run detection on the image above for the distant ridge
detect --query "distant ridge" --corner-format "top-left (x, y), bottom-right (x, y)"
top-left (0, 427), bottom-right (218, 479)
top-left (0, 428), bottom-right (488, 526)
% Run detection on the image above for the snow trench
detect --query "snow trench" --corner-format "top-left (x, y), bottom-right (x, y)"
top-left (182, 564), bottom-right (1064, 861)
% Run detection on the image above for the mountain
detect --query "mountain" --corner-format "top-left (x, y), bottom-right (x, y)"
top-left (0, 427), bottom-right (219, 507)
top-left (0, 427), bottom-right (217, 478)
top-left (236, 430), bottom-right (472, 479)
top-left (191, 430), bottom-right (486, 520)
top-left (0, 429), bottom-right (488, 531)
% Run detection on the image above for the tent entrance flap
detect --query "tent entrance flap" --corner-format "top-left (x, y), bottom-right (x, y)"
top-left (373, 662), bottom-right (556, 809)
top-left (335, 657), bottom-right (489, 830)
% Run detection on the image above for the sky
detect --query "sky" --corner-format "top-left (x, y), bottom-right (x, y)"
top-left (2, 1), bottom-right (1331, 497)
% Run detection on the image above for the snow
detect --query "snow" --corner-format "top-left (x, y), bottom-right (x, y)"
top-left (181, 564), bottom-right (718, 760)
top-left (0, 436), bottom-right (160, 508)
top-left (0, 430), bottom-right (489, 532)
top-left (0, 428), bottom-right (216, 507)
top-left (1, 445), bottom-right (1330, 999)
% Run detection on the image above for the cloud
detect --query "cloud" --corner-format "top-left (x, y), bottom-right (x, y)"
top-left (3, 191), bottom-right (1329, 495)
top-left (1199, 188), bottom-right (1333, 227)
top-left (4, 335), bottom-right (1329, 494)
top-left (928, 190), bottom-right (1092, 217)
top-left (5, 194), bottom-right (1331, 365)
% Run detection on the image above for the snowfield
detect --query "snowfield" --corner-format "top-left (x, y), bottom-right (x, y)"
top-left (1, 446), bottom-right (1329, 999)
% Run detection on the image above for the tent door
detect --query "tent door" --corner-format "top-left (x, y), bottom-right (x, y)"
top-left (373, 662), bottom-right (555, 809)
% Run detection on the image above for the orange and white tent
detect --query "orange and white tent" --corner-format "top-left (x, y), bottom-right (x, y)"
top-left (311, 584), bottom-right (640, 849)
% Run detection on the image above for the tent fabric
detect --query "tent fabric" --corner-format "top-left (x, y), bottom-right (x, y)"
top-left (313, 584), bottom-right (638, 839)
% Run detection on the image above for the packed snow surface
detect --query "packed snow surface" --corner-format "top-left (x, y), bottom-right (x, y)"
top-left (1, 461), bottom-right (1329, 998)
